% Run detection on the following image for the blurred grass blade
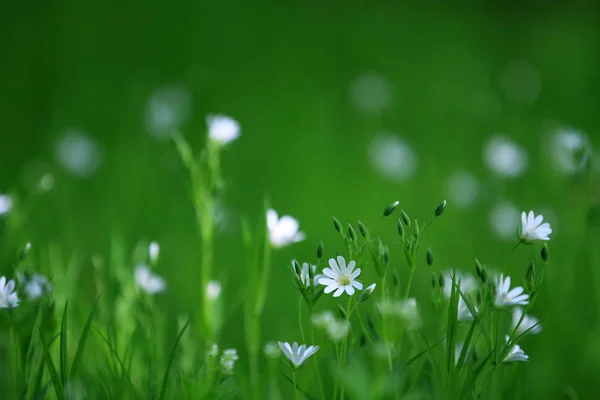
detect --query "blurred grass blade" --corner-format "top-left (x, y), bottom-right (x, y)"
top-left (70, 296), bottom-right (100, 378)
top-left (60, 301), bottom-right (68, 387)
top-left (280, 371), bottom-right (316, 400)
top-left (158, 320), bottom-right (190, 400)
top-left (39, 327), bottom-right (64, 400)
top-left (96, 328), bottom-right (141, 400)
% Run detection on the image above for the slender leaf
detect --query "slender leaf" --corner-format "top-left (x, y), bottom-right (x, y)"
top-left (158, 320), bottom-right (190, 400)
top-left (38, 327), bottom-right (64, 400)
top-left (96, 328), bottom-right (141, 400)
top-left (60, 301), bottom-right (69, 387)
top-left (70, 296), bottom-right (100, 378)
top-left (280, 371), bottom-right (316, 400)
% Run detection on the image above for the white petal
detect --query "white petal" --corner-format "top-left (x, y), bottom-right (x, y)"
top-left (323, 284), bottom-right (338, 294)
top-left (333, 287), bottom-right (345, 297)
top-left (346, 260), bottom-right (356, 273)
top-left (266, 209), bottom-right (278, 230)
top-left (322, 268), bottom-right (338, 279)
top-left (319, 278), bottom-right (337, 287)
top-left (352, 281), bottom-right (363, 290)
top-left (328, 258), bottom-right (340, 273)
top-left (345, 285), bottom-right (355, 296)
top-left (336, 256), bottom-right (347, 271)
top-left (350, 268), bottom-right (361, 280)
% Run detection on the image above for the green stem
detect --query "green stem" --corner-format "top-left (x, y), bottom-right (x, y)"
top-left (298, 297), bottom-right (306, 344)
top-left (293, 370), bottom-right (298, 400)
top-left (309, 310), bottom-right (326, 400)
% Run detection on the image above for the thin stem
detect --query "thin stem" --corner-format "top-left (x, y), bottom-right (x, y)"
top-left (309, 309), bottom-right (326, 400)
top-left (298, 297), bottom-right (306, 344)
top-left (293, 370), bottom-right (298, 400)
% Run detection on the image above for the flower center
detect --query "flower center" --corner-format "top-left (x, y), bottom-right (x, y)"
top-left (337, 274), bottom-right (351, 286)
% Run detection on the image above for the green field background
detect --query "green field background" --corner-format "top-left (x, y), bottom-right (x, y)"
top-left (1, 1), bottom-right (600, 398)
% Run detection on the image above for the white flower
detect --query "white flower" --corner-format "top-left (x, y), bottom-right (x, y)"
top-left (149, 242), bottom-right (160, 264)
top-left (134, 265), bottom-right (166, 294)
top-left (311, 310), bottom-right (336, 327)
top-left (266, 209), bottom-right (305, 248)
top-left (398, 298), bottom-right (421, 329)
top-left (311, 311), bottom-right (350, 342)
top-left (0, 194), bottom-right (13, 216)
top-left (264, 341), bottom-right (281, 359)
top-left (208, 343), bottom-right (219, 357)
top-left (299, 262), bottom-right (320, 287)
top-left (442, 270), bottom-right (478, 299)
top-left (495, 274), bottom-right (528, 307)
top-left (206, 280), bottom-right (221, 300)
top-left (207, 114), bottom-right (240, 145)
top-left (319, 256), bottom-right (363, 297)
top-left (520, 211), bottom-right (552, 243)
top-left (512, 307), bottom-right (541, 335)
top-left (503, 336), bottom-right (529, 362)
top-left (0, 276), bottom-right (19, 308)
top-left (277, 341), bottom-right (319, 368)
top-left (220, 348), bottom-right (239, 375)
top-left (24, 273), bottom-right (53, 300)
top-left (457, 297), bottom-right (477, 322)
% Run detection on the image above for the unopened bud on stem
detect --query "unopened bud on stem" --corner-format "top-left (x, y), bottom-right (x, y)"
top-left (382, 201), bottom-right (400, 218)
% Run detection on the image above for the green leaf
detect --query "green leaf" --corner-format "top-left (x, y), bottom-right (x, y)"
top-left (158, 320), bottom-right (191, 400)
top-left (60, 301), bottom-right (68, 387)
top-left (38, 327), bottom-right (64, 400)
top-left (70, 296), bottom-right (100, 378)
top-left (96, 328), bottom-right (141, 400)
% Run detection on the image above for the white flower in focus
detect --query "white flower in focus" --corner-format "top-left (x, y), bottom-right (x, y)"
top-left (442, 270), bottom-right (478, 299)
top-left (457, 297), bottom-right (477, 322)
top-left (520, 211), bottom-right (552, 243)
top-left (503, 336), bottom-right (529, 362)
top-left (134, 265), bottom-right (166, 294)
top-left (207, 114), bottom-right (240, 146)
top-left (264, 341), bottom-right (280, 359)
top-left (495, 274), bottom-right (528, 308)
top-left (512, 307), bottom-right (542, 335)
top-left (277, 341), bottom-right (319, 368)
top-left (220, 348), bottom-right (239, 375)
top-left (0, 276), bottom-right (19, 308)
top-left (24, 274), bottom-right (53, 300)
top-left (0, 194), bottom-right (13, 216)
top-left (266, 209), bottom-right (305, 248)
top-left (483, 136), bottom-right (528, 178)
top-left (206, 280), bottom-right (221, 300)
top-left (319, 256), bottom-right (363, 297)
top-left (149, 242), bottom-right (160, 264)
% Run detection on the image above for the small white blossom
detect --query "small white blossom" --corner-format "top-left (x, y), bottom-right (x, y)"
top-left (0, 276), bottom-right (19, 308)
top-left (24, 273), bottom-right (53, 300)
top-left (149, 242), bottom-right (160, 264)
top-left (457, 297), bottom-right (477, 322)
top-left (134, 265), bottom-right (166, 294)
top-left (503, 336), bottom-right (529, 362)
top-left (208, 343), bottom-right (219, 357)
top-left (207, 114), bottom-right (240, 145)
top-left (0, 194), bottom-right (13, 216)
top-left (206, 280), bottom-right (221, 300)
top-left (220, 348), bottom-right (239, 375)
top-left (359, 283), bottom-right (377, 303)
top-left (266, 209), bottom-right (305, 248)
top-left (495, 274), bottom-right (528, 307)
top-left (311, 310), bottom-right (350, 342)
top-left (311, 310), bottom-right (336, 327)
top-left (520, 211), bottom-right (552, 243)
top-left (299, 262), bottom-right (320, 287)
top-left (319, 256), bottom-right (363, 297)
top-left (377, 298), bottom-right (421, 329)
top-left (277, 341), bottom-right (319, 368)
top-left (512, 307), bottom-right (542, 335)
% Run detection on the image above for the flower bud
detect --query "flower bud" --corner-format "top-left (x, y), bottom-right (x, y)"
top-left (317, 241), bottom-right (324, 259)
top-left (426, 248), bottom-right (434, 266)
top-left (19, 242), bottom-right (32, 263)
top-left (431, 272), bottom-right (437, 289)
top-left (541, 243), bottom-right (549, 263)
top-left (358, 221), bottom-right (369, 238)
top-left (382, 201), bottom-right (400, 217)
top-left (333, 217), bottom-right (343, 234)
top-left (480, 267), bottom-right (488, 284)
top-left (526, 260), bottom-right (536, 291)
top-left (293, 259), bottom-right (301, 276)
top-left (397, 219), bottom-right (404, 237)
top-left (359, 334), bottom-right (367, 348)
top-left (348, 224), bottom-right (357, 242)
top-left (434, 200), bottom-right (447, 217)
top-left (475, 259), bottom-right (483, 278)
top-left (359, 283), bottom-right (376, 303)
top-left (392, 269), bottom-right (400, 288)
top-left (383, 247), bottom-right (390, 266)
top-left (438, 272), bottom-right (445, 289)
top-left (401, 210), bottom-right (411, 227)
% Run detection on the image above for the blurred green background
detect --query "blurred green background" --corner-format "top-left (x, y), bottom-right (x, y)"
top-left (2, 1), bottom-right (600, 398)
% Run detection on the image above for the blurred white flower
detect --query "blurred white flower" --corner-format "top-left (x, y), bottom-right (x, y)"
top-left (38, 174), bottom-right (55, 192)
top-left (0, 194), bottom-right (12, 216)
top-left (377, 298), bottom-right (421, 329)
top-left (489, 201), bottom-right (520, 240)
top-left (447, 170), bottom-right (479, 208)
top-left (512, 307), bottom-right (542, 335)
top-left (457, 297), bottom-right (477, 322)
top-left (442, 270), bottom-right (477, 299)
top-left (208, 343), bottom-right (219, 357)
top-left (501, 60), bottom-right (541, 104)
top-left (311, 310), bottom-right (350, 342)
top-left (503, 336), bottom-right (529, 362)
top-left (348, 72), bottom-right (391, 115)
top-left (220, 348), bottom-right (239, 375)
top-left (24, 273), bottom-right (53, 300)
top-left (264, 341), bottom-right (281, 359)
top-left (550, 128), bottom-right (590, 174)
top-left (149, 241), bottom-right (160, 264)
top-left (207, 114), bottom-right (240, 145)
top-left (0, 276), bottom-right (19, 308)
top-left (311, 310), bottom-right (336, 328)
top-left (520, 211), bottom-right (552, 243)
top-left (206, 280), bottom-right (221, 300)
top-left (319, 256), bottom-right (363, 297)
top-left (144, 84), bottom-right (191, 139)
top-left (56, 130), bottom-right (103, 178)
top-left (483, 136), bottom-right (528, 178)
top-left (368, 133), bottom-right (418, 182)
top-left (266, 209), bottom-right (305, 248)
top-left (277, 341), bottom-right (319, 368)
top-left (134, 265), bottom-right (166, 294)
top-left (495, 274), bottom-right (528, 308)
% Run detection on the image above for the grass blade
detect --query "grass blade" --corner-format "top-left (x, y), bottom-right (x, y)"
top-left (158, 320), bottom-right (190, 400)
top-left (70, 296), bottom-right (100, 378)
top-left (60, 301), bottom-right (68, 387)
top-left (39, 327), bottom-right (64, 400)
top-left (96, 328), bottom-right (141, 400)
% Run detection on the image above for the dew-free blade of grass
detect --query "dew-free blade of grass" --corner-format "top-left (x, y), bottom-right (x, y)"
top-left (158, 320), bottom-right (190, 400)
top-left (70, 296), bottom-right (100, 378)
top-left (60, 300), bottom-right (69, 387)
top-left (96, 328), bottom-right (141, 400)
top-left (38, 327), bottom-right (64, 400)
